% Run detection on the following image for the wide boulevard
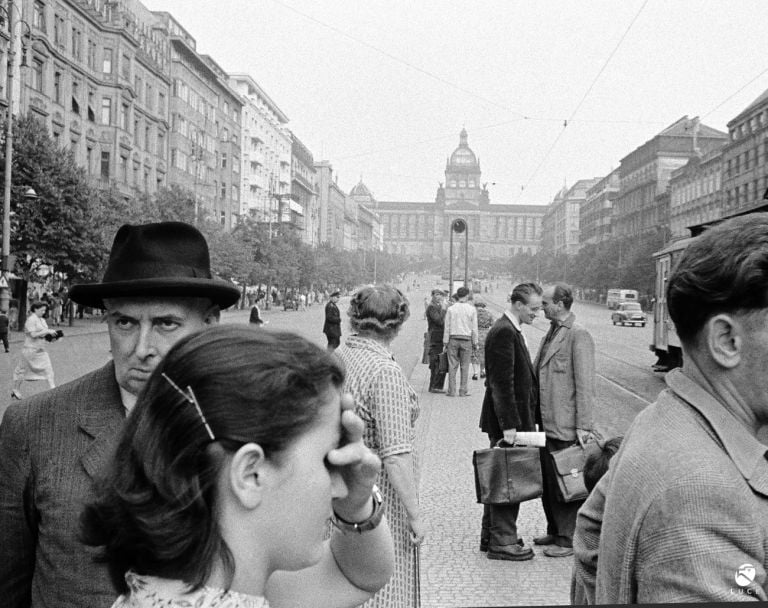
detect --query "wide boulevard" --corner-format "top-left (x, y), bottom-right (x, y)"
top-left (0, 276), bottom-right (667, 607)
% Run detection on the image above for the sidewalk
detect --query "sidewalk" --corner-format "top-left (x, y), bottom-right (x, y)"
top-left (411, 335), bottom-right (571, 607)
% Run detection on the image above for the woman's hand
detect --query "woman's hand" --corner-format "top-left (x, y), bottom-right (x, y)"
top-left (408, 514), bottom-right (425, 545)
top-left (327, 393), bottom-right (381, 522)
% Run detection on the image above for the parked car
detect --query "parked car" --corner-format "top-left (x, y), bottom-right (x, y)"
top-left (611, 302), bottom-right (646, 327)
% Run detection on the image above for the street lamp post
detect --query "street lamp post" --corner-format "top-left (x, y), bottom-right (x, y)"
top-left (448, 218), bottom-right (468, 296)
top-left (0, 1), bottom-right (32, 314)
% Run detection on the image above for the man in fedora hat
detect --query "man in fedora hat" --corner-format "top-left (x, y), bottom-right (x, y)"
top-left (0, 221), bottom-right (240, 608)
top-left (324, 290), bottom-right (342, 351)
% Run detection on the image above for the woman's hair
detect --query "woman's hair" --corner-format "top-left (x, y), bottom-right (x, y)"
top-left (81, 325), bottom-right (344, 593)
top-left (347, 284), bottom-right (410, 340)
top-left (29, 301), bottom-right (47, 313)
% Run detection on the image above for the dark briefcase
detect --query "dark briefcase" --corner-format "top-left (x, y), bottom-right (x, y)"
top-left (472, 446), bottom-right (543, 505)
top-left (550, 442), bottom-right (600, 503)
top-left (438, 351), bottom-right (449, 374)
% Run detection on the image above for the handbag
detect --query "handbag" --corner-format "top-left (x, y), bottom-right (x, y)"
top-left (472, 445), bottom-right (543, 504)
top-left (438, 351), bottom-right (449, 374)
top-left (549, 440), bottom-right (600, 503)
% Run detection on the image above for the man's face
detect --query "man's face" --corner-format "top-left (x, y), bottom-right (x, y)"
top-left (432, 293), bottom-right (443, 305)
top-left (541, 287), bottom-right (559, 322)
top-left (733, 309), bottom-right (768, 425)
top-left (520, 294), bottom-right (542, 325)
top-left (104, 297), bottom-right (216, 396)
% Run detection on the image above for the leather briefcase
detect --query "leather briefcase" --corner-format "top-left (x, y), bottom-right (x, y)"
top-left (473, 446), bottom-right (543, 505)
top-left (438, 351), bottom-right (449, 374)
top-left (550, 442), bottom-right (600, 503)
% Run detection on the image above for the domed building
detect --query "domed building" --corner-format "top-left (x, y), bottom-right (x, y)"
top-left (352, 129), bottom-right (547, 261)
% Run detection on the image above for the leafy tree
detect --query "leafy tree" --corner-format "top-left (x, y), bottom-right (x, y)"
top-left (1, 115), bottom-right (103, 282)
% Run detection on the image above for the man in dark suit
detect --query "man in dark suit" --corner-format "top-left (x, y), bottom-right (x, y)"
top-left (323, 290), bottom-right (342, 351)
top-left (426, 288), bottom-right (447, 392)
top-left (0, 222), bottom-right (240, 608)
top-left (534, 282), bottom-right (595, 558)
top-left (479, 282), bottom-right (542, 561)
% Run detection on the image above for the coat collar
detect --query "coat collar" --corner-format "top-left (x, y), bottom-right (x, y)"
top-left (76, 362), bottom-right (126, 479)
top-left (666, 368), bottom-right (768, 497)
top-left (536, 312), bottom-right (575, 367)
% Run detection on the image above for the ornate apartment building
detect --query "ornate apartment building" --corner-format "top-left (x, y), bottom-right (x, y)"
top-left (362, 129), bottom-right (546, 260)
top-left (154, 12), bottom-right (242, 228)
top-left (290, 132), bottom-right (317, 245)
top-left (0, 0), bottom-right (171, 197)
top-left (580, 169), bottom-right (619, 246)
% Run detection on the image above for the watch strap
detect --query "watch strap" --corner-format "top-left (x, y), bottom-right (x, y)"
top-left (332, 485), bottom-right (384, 534)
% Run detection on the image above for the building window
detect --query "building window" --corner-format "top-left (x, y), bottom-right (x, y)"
top-left (220, 211), bottom-right (226, 227)
top-left (120, 103), bottom-right (129, 130)
top-left (221, 182), bottom-right (227, 199)
top-left (221, 153), bottom-right (227, 169)
top-left (31, 58), bottom-right (44, 92)
top-left (53, 70), bottom-right (61, 104)
top-left (121, 54), bottom-right (130, 80)
top-left (54, 14), bottom-right (65, 47)
top-left (100, 151), bottom-right (110, 179)
top-left (86, 146), bottom-right (93, 174)
top-left (71, 80), bottom-right (80, 114)
top-left (158, 91), bottom-right (165, 114)
top-left (33, 1), bottom-right (46, 33)
top-left (157, 131), bottom-right (165, 159)
top-left (103, 48), bottom-right (113, 74)
top-left (87, 39), bottom-right (96, 70)
top-left (221, 127), bottom-right (229, 142)
top-left (72, 28), bottom-right (82, 61)
top-left (120, 156), bottom-right (128, 182)
top-left (145, 125), bottom-right (151, 151)
top-left (134, 75), bottom-right (142, 98)
top-left (88, 90), bottom-right (95, 122)
top-left (101, 97), bottom-right (112, 125)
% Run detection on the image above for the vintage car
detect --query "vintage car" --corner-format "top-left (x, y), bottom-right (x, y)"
top-left (611, 302), bottom-right (646, 327)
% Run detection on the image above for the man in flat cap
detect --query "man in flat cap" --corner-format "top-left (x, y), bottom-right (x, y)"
top-left (324, 290), bottom-right (342, 351)
top-left (426, 288), bottom-right (447, 392)
top-left (0, 222), bottom-right (240, 608)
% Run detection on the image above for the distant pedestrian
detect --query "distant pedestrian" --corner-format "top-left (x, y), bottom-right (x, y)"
top-left (336, 285), bottom-right (423, 608)
top-left (299, 292), bottom-right (307, 310)
top-left (11, 301), bottom-right (59, 399)
top-left (425, 289), bottom-right (446, 393)
top-left (443, 286), bottom-right (478, 397)
top-left (472, 296), bottom-right (495, 379)
top-left (0, 309), bottom-right (9, 352)
top-left (248, 299), bottom-right (264, 325)
top-left (479, 282), bottom-right (542, 561)
top-left (534, 283), bottom-right (596, 558)
top-left (50, 292), bottom-right (63, 326)
top-left (582, 214), bottom-right (768, 602)
top-left (323, 291), bottom-right (342, 351)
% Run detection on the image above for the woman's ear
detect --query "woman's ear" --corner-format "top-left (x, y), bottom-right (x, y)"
top-left (227, 443), bottom-right (266, 510)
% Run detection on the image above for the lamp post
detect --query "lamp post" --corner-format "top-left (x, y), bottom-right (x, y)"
top-left (448, 217), bottom-right (468, 296)
top-left (0, 1), bottom-right (32, 314)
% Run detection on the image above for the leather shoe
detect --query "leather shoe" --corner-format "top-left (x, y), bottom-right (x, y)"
top-left (533, 534), bottom-right (557, 545)
top-left (543, 545), bottom-right (574, 558)
top-left (487, 544), bottom-right (534, 561)
top-left (446, 392), bottom-right (456, 397)
top-left (459, 391), bottom-right (471, 397)
top-left (428, 388), bottom-right (445, 393)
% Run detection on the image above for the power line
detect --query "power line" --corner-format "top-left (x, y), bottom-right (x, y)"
top-left (268, 0), bottom-right (530, 118)
top-left (514, 0), bottom-right (650, 203)
top-left (701, 66), bottom-right (768, 120)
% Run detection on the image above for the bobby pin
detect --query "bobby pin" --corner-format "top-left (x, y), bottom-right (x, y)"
top-left (161, 373), bottom-right (216, 441)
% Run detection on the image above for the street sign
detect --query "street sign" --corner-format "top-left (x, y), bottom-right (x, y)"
top-left (0, 275), bottom-right (8, 288)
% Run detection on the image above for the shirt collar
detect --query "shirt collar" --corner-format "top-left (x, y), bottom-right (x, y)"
top-left (666, 368), bottom-right (768, 494)
top-left (120, 387), bottom-right (137, 415)
top-left (504, 309), bottom-right (523, 333)
top-left (345, 335), bottom-right (395, 360)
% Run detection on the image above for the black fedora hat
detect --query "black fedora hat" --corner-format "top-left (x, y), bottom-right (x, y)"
top-left (69, 222), bottom-right (241, 309)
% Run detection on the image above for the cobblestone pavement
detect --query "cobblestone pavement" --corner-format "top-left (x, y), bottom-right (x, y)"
top-left (407, 327), bottom-right (572, 608)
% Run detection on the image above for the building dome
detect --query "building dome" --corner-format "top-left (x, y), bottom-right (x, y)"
top-left (350, 179), bottom-right (373, 197)
top-left (448, 128), bottom-right (478, 167)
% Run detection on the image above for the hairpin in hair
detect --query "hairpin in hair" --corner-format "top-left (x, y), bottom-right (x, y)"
top-left (161, 373), bottom-right (215, 441)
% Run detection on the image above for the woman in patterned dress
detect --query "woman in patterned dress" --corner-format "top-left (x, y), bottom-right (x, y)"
top-left (336, 285), bottom-right (423, 608)
top-left (81, 326), bottom-right (395, 608)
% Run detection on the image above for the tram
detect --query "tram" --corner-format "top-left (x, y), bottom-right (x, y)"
top-left (650, 202), bottom-right (768, 371)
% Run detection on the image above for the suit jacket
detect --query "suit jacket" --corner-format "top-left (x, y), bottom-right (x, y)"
top-left (0, 362), bottom-right (124, 608)
top-left (534, 312), bottom-right (595, 441)
top-left (593, 369), bottom-right (768, 602)
top-left (323, 301), bottom-right (341, 338)
top-left (479, 314), bottom-right (538, 439)
top-left (426, 303), bottom-right (445, 347)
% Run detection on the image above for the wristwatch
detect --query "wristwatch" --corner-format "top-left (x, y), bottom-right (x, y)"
top-left (332, 485), bottom-right (384, 534)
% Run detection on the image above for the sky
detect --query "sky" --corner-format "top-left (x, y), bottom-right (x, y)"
top-left (142, 0), bottom-right (768, 206)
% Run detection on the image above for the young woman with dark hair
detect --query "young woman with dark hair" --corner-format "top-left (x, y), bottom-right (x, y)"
top-left (81, 324), bottom-right (394, 608)
top-left (336, 285), bottom-right (422, 608)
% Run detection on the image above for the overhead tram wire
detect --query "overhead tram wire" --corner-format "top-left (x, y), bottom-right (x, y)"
top-left (514, 0), bottom-right (651, 204)
top-left (701, 65), bottom-right (768, 120)
top-left (268, 0), bottom-right (530, 119)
